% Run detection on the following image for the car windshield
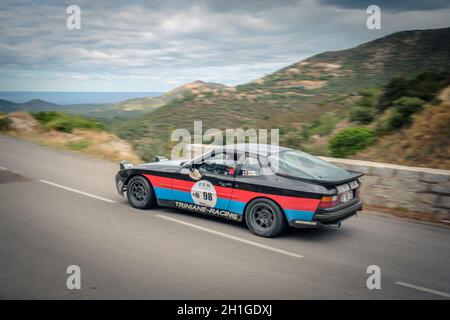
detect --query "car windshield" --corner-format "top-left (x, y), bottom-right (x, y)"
top-left (268, 150), bottom-right (353, 181)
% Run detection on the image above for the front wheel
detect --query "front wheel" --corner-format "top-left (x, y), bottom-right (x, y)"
top-left (127, 175), bottom-right (154, 209)
top-left (245, 198), bottom-right (287, 237)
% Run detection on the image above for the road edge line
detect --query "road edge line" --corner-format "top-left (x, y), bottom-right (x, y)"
top-left (395, 281), bottom-right (450, 298)
top-left (38, 179), bottom-right (116, 203)
top-left (156, 214), bottom-right (304, 259)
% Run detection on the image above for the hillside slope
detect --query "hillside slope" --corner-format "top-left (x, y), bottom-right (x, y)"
top-left (111, 27), bottom-right (450, 161)
top-left (103, 80), bottom-right (227, 117)
top-left (0, 112), bottom-right (141, 162)
top-left (354, 86), bottom-right (450, 169)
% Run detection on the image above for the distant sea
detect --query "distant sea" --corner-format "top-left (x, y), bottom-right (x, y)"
top-left (0, 91), bottom-right (163, 105)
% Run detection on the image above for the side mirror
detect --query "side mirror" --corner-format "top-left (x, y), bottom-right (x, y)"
top-left (188, 164), bottom-right (203, 181)
top-left (120, 160), bottom-right (133, 170)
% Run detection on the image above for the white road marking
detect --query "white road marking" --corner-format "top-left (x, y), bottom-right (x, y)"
top-left (395, 282), bottom-right (450, 298)
top-left (0, 166), bottom-right (19, 174)
top-left (38, 179), bottom-right (116, 203)
top-left (156, 215), bottom-right (304, 259)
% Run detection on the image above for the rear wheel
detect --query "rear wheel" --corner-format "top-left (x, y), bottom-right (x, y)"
top-left (127, 175), bottom-right (154, 209)
top-left (245, 198), bottom-right (287, 237)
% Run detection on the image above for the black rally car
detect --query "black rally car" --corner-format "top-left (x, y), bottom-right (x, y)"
top-left (116, 144), bottom-right (363, 237)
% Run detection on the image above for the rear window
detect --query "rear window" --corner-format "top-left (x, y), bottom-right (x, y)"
top-left (268, 150), bottom-right (353, 181)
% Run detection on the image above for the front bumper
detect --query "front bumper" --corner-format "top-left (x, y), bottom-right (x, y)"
top-left (115, 173), bottom-right (126, 196)
top-left (289, 199), bottom-right (362, 228)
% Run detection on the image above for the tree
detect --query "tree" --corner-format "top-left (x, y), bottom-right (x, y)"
top-left (408, 71), bottom-right (449, 101)
top-left (379, 76), bottom-right (409, 110)
top-left (378, 72), bottom-right (449, 111)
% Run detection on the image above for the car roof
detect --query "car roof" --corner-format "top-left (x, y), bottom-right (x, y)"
top-left (218, 143), bottom-right (291, 157)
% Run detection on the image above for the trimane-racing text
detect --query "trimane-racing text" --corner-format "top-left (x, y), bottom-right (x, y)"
top-left (174, 201), bottom-right (241, 221)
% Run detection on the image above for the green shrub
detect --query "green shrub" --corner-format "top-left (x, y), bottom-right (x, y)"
top-left (280, 127), bottom-right (305, 149)
top-left (385, 109), bottom-right (407, 131)
top-left (379, 76), bottom-right (409, 110)
top-left (375, 109), bottom-right (394, 135)
top-left (408, 71), bottom-right (449, 101)
top-left (32, 111), bottom-right (104, 133)
top-left (349, 88), bottom-right (380, 124)
top-left (311, 112), bottom-right (341, 136)
top-left (350, 106), bottom-right (376, 124)
top-left (329, 127), bottom-right (376, 157)
top-left (394, 96), bottom-right (424, 114)
top-left (301, 112), bottom-right (342, 140)
top-left (382, 96), bottom-right (424, 132)
top-left (379, 71), bottom-right (449, 110)
top-left (0, 114), bottom-right (11, 131)
top-left (32, 111), bottom-right (60, 124)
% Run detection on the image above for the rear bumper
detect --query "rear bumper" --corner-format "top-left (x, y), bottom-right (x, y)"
top-left (289, 199), bottom-right (362, 228)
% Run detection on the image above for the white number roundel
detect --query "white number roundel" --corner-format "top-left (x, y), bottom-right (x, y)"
top-left (191, 180), bottom-right (217, 207)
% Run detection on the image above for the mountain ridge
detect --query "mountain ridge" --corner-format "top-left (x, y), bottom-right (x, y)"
top-left (0, 80), bottom-right (228, 118)
top-left (109, 27), bottom-right (450, 161)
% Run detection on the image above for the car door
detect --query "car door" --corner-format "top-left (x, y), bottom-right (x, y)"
top-left (229, 154), bottom-right (264, 214)
top-left (172, 150), bottom-right (242, 211)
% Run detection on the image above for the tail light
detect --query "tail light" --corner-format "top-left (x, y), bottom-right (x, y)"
top-left (318, 195), bottom-right (339, 208)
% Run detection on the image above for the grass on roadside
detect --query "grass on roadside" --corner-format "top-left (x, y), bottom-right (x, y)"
top-left (32, 111), bottom-right (104, 133)
top-left (65, 140), bottom-right (92, 151)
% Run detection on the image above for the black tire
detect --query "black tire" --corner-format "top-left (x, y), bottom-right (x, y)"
top-left (244, 198), bottom-right (287, 237)
top-left (126, 175), bottom-right (154, 209)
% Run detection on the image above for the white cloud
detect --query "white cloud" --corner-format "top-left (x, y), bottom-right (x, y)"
top-left (0, 0), bottom-right (449, 91)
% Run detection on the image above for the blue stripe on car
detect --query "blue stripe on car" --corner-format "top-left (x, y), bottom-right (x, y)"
top-left (153, 186), bottom-right (314, 221)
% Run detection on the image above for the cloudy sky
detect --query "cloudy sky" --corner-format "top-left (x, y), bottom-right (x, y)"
top-left (0, 0), bottom-right (449, 92)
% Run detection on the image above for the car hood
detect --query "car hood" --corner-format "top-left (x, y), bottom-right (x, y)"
top-left (131, 159), bottom-right (188, 172)
top-left (139, 160), bottom-right (185, 167)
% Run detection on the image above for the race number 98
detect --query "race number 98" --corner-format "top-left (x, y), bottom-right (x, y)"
top-left (192, 180), bottom-right (217, 207)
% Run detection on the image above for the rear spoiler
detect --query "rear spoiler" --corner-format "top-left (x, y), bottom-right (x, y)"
top-left (317, 171), bottom-right (365, 186)
top-left (276, 170), bottom-right (364, 186)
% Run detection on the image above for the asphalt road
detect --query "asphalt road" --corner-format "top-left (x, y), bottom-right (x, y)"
top-left (0, 134), bottom-right (449, 300)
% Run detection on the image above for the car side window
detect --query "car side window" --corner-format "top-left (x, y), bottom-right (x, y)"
top-left (238, 156), bottom-right (261, 176)
top-left (198, 152), bottom-right (240, 176)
